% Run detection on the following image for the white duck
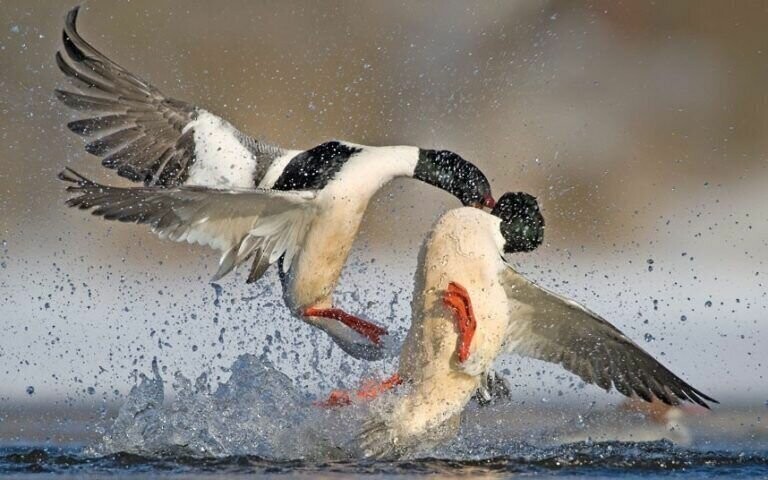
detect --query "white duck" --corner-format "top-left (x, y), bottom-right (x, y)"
top-left (56, 6), bottom-right (495, 360)
top-left (354, 193), bottom-right (716, 458)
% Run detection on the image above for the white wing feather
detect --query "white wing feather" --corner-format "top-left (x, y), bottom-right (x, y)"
top-left (60, 168), bottom-right (317, 281)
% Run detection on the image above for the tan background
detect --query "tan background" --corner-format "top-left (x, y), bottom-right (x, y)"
top-left (0, 1), bottom-right (766, 405)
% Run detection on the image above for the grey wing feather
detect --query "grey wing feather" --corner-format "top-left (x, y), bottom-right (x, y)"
top-left (59, 168), bottom-right (316, 281)
top-left (501, 265), bottom-right (717, 408)
top-left (56, 6), bottom-right (281, 187)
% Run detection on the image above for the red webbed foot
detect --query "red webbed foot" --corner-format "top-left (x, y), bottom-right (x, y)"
top-left (356, 373), bottom-right (403, 400)
top-left (442, 281), bottom-right (477, 363)
top-left (315, 390), bottom-right (352, 407)
top-left (303, 307), bottom-right (388, 346)
top-left (315, 373), bottom-right (403, 408)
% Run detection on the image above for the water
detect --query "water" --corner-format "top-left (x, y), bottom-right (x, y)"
top-left (2, 355), bottom-right (766, 478)
top-left (91, 354), bottom-right (362, 460)
top-left (1, 443), bottom-right (766, 478)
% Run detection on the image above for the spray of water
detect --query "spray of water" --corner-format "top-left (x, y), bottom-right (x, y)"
top-left (86, 354), bottom-right (699, 461)
top-left (89, 354), bottom-right (376, 460)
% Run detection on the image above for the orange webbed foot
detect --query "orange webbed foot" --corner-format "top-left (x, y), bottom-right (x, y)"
top-left (442, 281), bottom-right (477, 363)
top-left (303, 307), bottom-right (388, 346)
top-left (315, 373), bottom-right (403, 408)
top-left (314, 390), bottom-right (352, 408)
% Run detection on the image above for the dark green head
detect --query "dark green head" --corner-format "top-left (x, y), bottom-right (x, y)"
top-left (491, 192), bottom-right (545, 253)
top-left (415, 149), bottom-right (495, 208)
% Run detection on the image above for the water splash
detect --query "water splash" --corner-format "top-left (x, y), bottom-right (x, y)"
top-left (91, 354), bottom-right (368, 460)
top-left (88, 353), bottom-right (707, 463)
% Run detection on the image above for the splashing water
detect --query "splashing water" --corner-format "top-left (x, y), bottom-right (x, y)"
top-left (2, 354), bottom-right (766, 476)
top-left (90, 354), bottom-right (368, 460)
top-left (43, 351), bottom-right (763, 480)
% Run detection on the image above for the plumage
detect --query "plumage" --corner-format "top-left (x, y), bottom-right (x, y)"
top-left (66, 114), bottom-right (137, 136)
top-left (56, 6), bottom-right (280, 189)
top-left (361, 207), bottom-right (510, 458)
top-left (502, 269), bottom-right (716, 408)
top-left (59, 168), bottom-right (317, 276)
top-left (56, 6), bottom-right (495, 361)
top-left (361, 203), bottom-right (715, 458)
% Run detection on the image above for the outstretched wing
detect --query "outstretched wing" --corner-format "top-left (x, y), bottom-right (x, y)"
top-left (56, 6), bottom-right (282, 188)
top-left (502, 265), bottom-right (717, 408)
top-left (59, 168), bottom-right (317, 281)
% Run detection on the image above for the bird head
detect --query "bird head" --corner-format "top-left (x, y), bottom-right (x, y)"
top-left (415, 149), bottom-right (495, 208)
top-left (491, 192), bottom-right (545, 253)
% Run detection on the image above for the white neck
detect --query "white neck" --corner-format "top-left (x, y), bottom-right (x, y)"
top-left (345, 144), bottom-right (420, 181)
top-left (429, 207), bottom-right (505, 260)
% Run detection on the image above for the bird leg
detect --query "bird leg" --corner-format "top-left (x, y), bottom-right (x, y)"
top-left (315, 373), bottom-right (403, 407)
top-left (303, 307), bottom-right (388, 346)
top-left (442, 281), bottom-right (477, 363)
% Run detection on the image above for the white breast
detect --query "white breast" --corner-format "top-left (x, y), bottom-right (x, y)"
top-left (268, 144), bottom-right (420, 310)
top-left (403, 208), bottom-right (509, 371)
top-left (381, 208), bottom-right (509, 446)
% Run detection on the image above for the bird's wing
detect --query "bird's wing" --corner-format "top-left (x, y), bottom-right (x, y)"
top-left (59, 168), bottom-right (317, 281)
top-left (501, 264), bottom-right (717, 408)
top-left (56, 6), bottom-right (282, 188)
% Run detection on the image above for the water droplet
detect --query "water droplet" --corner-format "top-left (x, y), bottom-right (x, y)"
top-left (26, 386), bottom-right (35, 395)
top-left (644, 333), bottom-right (655, 343)
top-left (87, 386), bottom-right (96, 395)
top-left (705, 300), bottom-right (712, 308)
top-left (211, 283), bottom-right (223, 308)
top-left (680, 315), bottom-right (687, 322)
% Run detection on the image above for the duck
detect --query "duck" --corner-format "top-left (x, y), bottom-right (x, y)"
top-left (55, 6), bottom-right (495, 361)
top-left (351, 193), bottom-right (716, 458)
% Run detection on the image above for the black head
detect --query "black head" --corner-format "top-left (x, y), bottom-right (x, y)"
top-left (415, 149), bottom-right (495, 208)
top-left (491, 192), bottom-right (545, 253)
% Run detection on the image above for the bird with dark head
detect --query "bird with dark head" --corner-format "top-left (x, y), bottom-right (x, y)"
top-left (355, 194), bottom-right (714, 459)
top-left (491, 192), bottom-right (545, 253)
top-left (54, 6), bottom-right (497, 364)
top-left (415, 149), bottom-right (495, 208)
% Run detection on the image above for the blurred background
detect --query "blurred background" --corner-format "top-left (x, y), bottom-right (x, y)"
top-left (1, 0), bottom-right (766, 441)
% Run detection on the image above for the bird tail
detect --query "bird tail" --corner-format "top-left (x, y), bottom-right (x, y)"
top-left (358, 416), bottom-right (397, 459)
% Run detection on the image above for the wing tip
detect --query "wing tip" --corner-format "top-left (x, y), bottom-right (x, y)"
top-left (647, 386), bottom-right (718, 410)
top-left (689, 389), bottom-right (719, 409)
top-left (65, 5), bottom-right (82, 31)
top-left (54, 50), bottom-right (70, 74)
top-left (58, 166), bottom-right (80, 183)
top-left (58, 167), bottom-right (94, 189)
top-left (66, 118), bottom-right (92, 136)
top-left (62, 6), bottom-right (86, 60)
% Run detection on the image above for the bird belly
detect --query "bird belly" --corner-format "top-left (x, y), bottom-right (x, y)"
top-left (389, 213), bottom-right (510, 446)
top-left (282, 194), bottom-right (368, 312)
top-left (402, 220), bottom-right (509, 379)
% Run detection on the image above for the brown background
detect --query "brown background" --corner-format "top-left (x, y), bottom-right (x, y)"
top-left (0, 1), bottom-right (766, 405)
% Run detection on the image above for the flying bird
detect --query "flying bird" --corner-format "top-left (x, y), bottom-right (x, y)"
top-left (347, 194), bottom-right (716, 458)
top-left (56, 6), bottom-right (495, 360)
